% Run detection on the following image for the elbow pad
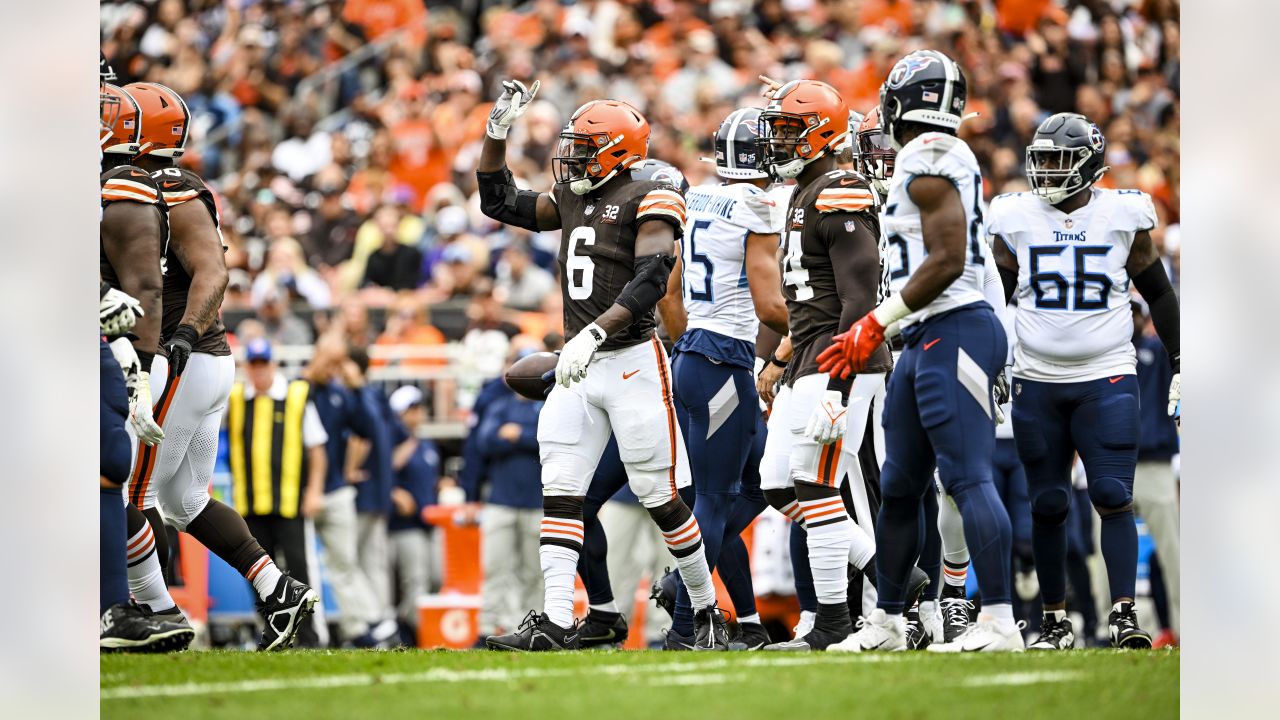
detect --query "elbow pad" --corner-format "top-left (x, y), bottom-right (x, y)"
top-left (615, 253), bottom-right (676, 318)
top-left (476, 166), bottom-right (542, 232)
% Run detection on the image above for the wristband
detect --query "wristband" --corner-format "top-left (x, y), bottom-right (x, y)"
top-left (872, 293), bottom-right (912, 328)
top-left (767, 353), bottom-right (789, 369)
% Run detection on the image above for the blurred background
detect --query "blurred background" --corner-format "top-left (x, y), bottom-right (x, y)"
top-left (99, 0), bottom-right (1180, 650)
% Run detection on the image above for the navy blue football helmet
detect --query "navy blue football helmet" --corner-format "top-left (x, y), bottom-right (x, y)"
top-left (879, 50), bottom-right (967, 150)
top-left (631, 158), bottom-right (689, 193)
top-left (712, 107), bottom-right (770, 180)
top-left (1025, 112), bottom-right (1109, 205)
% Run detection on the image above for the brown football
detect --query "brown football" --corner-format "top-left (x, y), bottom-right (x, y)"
top-left (504, 351), bottom-right (558, 401)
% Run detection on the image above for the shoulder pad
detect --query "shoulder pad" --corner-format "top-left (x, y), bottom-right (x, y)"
top-left (101, 165), bottom-right (160, 204)
top-left (814, 172), bottom-right (876, 214)
top-left (150, 167), bottom-right (208, 207)
top-left (636, 182), bottom-right (687, 226)
top-left (1108, 189), bottom-right (1158, 232)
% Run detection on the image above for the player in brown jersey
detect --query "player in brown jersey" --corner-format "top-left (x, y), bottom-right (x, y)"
top-left (755, 80), bottom-right (921, 650)
top-left (120, 82), bottom-right (318, 651)
top-left (476, 82), bottom-right (728, 650)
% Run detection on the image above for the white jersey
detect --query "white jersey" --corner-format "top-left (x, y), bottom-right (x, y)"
top-left (881, 132), bottom-right (989, 328)
top-left (987, 187), bottom-right (1157, 382)
top-left (681, 182), bottom-right (783, 342)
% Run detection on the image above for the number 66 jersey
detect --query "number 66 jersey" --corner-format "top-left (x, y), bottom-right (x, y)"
top-left (987, 188), bottom-right (1157, 382)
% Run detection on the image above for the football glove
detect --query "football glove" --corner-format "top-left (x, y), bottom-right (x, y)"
top-left (130, 371), bottom-right (165, 446)
top-left (993, 370), bottom-right (1010, 425)
top-left (100, 284), bottom-right (143, 338)
top-left (108, 336), bottom-right (141, 390)
top-left (817, 312), bottom-right (887, 379)
top-left (804, 390), bottom-right (847, 445)
top-left (164, 324), bottom-right (198, 377)
top-left (486, 79), bottom-right (540, 140)
top-left (1167, 372), bottom-right (1180, 423)
top-left (556, 323), bottom-right (606, 388)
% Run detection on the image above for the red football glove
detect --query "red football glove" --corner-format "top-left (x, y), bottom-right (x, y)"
top-left (817, 312), bottom-right (887, 379)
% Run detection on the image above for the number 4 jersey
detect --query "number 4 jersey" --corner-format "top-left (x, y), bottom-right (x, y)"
top-left (988, 187), bottom-right (1157, 382)
top-left (551, 177), bottom-right (687, 351)
top-left (881, 132), bottom-right (989, 329)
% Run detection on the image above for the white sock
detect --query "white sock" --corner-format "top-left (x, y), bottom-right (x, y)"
top-left (799, 496), bottom-right (852, 605)
top-left (1046, 608), bottom-right (1066, 622)
top-left (919, 600), bottom-right (937, 618)
top-left (779, 500), bottom-right (806, 527)
top-left (539, 544), bottom-right (579, 628)
top-left (246, 555), bottom-right (283, 601)
top-left (942, 559), bottom-right (969, 588)
top-left (739, 613), bottom-right (761, 625)
top-left (847, 523), bottom-right (876, 569)
top-left (590, 601), bottom-right (618, 614)
top-left (981, 603), bottom-right (1017, 632)
top-left (660, 514), bottom-right (717, 609)
top-left (125, 521), bottom-right (175, 612)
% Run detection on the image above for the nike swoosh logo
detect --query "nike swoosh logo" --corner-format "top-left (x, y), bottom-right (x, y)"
top-left (923, 137), bottom-right (945, 145)
top-left (162, 181), bottom-right (180, 188)
top-left (1109, 376), bottom-right (1124, 384)
top-left (583, 629), bottom-right (617, 642)
top-left (275, 584), bottom-right (290, 604)
top-left (129, 170), bottom-right (147, 177)
top-left (622, 370), bottom-right (640, 380)
top-left (924, 338), bottom-right (941, 350)
top-left (839, 177), bottom-right (861, 187)
top-left (962, 641), bottom-right (995, 652)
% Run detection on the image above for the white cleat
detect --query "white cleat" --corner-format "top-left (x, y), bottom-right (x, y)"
top-left (793, 610), bottom-right (816, 640)
top-left (828, 609), bottom-right (906, 653)
top-left (927, 619), bottom-right (1025, 653)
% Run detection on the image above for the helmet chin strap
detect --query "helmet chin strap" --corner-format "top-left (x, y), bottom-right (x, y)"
top-left (772, 156), bottom-right (809, 179)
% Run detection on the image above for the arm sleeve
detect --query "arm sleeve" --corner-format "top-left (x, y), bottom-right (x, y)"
top-left (1131, 259), bottom-right (1180, 370)
top-left (981, 249), bottom-right (1009, 326)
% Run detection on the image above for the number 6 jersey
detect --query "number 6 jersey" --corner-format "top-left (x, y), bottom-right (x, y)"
top-left (987, 187), bottom-right (1157, 382)
top-left (551, 177), bottom-right (687, 351)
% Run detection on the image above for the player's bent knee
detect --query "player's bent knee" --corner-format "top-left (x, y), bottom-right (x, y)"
top-left (1030, 487), bottom-right (1071, 520)
top-left (540, 451), bottom-right (593, 497)
top-left (627, 467), bottom-right (675, 508)
top-left (158, 485), bottom-right (211, 532)
top-left (1089, 477), bottom-right (1134, 513)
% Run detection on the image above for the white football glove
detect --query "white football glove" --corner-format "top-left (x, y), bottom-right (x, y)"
top-left (993, 371), bottom-right (1010, 425)
top-left (804, 390), bottom-right (847, 445)
top-left (556, 323), bottom-right (606, 388)
top-left (486, 79), bottom-right (540, 140)
top-left (130, 371), bottom-right (165, 446)
top-left (1167, 372), bottom-right (1180, 423)
top-left (108, 336), bottom-right (141, 386)
top-left (100, 285), bottom-right (143, 337)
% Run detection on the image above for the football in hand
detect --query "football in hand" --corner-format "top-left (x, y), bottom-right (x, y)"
top-left (504, 351), bottom-right (558, 401)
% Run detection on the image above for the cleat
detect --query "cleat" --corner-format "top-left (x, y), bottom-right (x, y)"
top-left (256, 574), bottom-right (319, 651)
top-left (792, 610), bottom-right (816, 640)
top-left (694, 606), bottom-right (730, 651)
top-left (904, 606), bottom-right (930, 650)
top-left (100, 601), bottom-right (195, 653)
top-left (649, 567), bottom-right (679, 620)
top-left (904, 566), bottom-right (930, 610)
top-left (1152, 629), bottom-right (1178, 649)
top-left (579, 609), bottom-right (629, 649)
top-left (764, 604), bottom-right (851, 651)
top-left (1109, 602), bottom-right (1152, 649)
top-left (662, 627), bottom-right (695, 651)
top-left (139, 604), bottom-right (195, 651)
top-left (486, 611), bottom-right (580, 651)
top-left (829, 609), bottom-right (906, 652)
top-left (1028, 613), bottom-right (1075, 650)
top-left (939, 594), bottom-right (974, 644)
top-left (734, 622), bottom-right (773, 650)
top-left (928, 619), bottom-right (1025, 653)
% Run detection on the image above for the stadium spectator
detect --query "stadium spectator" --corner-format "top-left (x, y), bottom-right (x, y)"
top-left (251, 285), bottom-right (314, 347)
top-left (346, 348), bottom-right (397, 639)
top-left (494, 241), bottom-right (555, 311)
top-left (362, 209), bottom-right (425, 290)
top-left (387, 386), bottom-right (443, 643)
top-left (371, 296), bottom-right (448, 368)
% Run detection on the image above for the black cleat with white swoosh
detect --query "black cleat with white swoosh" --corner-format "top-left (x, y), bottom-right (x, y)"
top-left (256, 574), bottom-right (319, 651)
top-left (578, 609), bottom-right (628, 649)
top-left (486, 611), bottom-right (581, 651)
top-left (1109, 602), bottom-right (1153, 649)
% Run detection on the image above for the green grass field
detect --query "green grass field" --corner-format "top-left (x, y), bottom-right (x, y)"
top-left (102, 648), bottom-right (1178, 719)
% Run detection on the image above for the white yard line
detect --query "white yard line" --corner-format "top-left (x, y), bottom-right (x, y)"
top-left (102, 654), bottom-right (890, 701)
top-left (646, 673), bottom-right (732, 687)
top-left (961, 671), bottom-right (1085, 687)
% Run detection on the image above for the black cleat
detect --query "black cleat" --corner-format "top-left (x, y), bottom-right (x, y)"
top-left (139, 604), bottom-right (195, 651)
top-left (905, 606), bottom-right (930, 650)
top-left (1029, 613), bottom-right (1075, 650)
top-left (649, 567), bottom-right (679, 620)
top-left (486, 611), bottom-right (580, 651)
top-left (100, 601), bottom-right (195, 653)
top-left (939, 586), bottom-right (974, 644)
top-left (579, 609), bottom-right (629, 649)
top-left (734, 622), bottom-right (773, 650)
top-left (694, 606), bottom-right (730, 651)
top-left (1109, 602), bottom-right (1152, 649)
top-left (663, 627), bottom-right (695, 651)
top-left (763, 603), bottom-right (852, 651)
top-left (904, 567), bottom-right (930, 611)
top-left (256, 574), bottom-right (319, 651)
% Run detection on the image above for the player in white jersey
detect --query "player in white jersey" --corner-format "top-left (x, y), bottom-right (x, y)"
top-left (659, 107), bottom-right (788, 647)
top-left (821, 50), bottom-right (1021, 653)
top-left (988, 112), bottom-right (1180, 649)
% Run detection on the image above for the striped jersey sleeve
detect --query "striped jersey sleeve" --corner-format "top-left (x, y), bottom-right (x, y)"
top-left (155, 168), bottom-right (209, 208)
top-left (636, 184), bottom-right (687, 226)
top-left (100, 166), bottom-right (160, 206)
top-left (814, 184), bottom-right (876, 214)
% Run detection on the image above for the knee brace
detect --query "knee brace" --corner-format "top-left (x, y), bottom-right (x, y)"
top-left (647, 498), bottom-right (703, 558)
top-left (540, 495), bottom-right (585, 552)
top-left (1088, 477), bottom-right (1133, 513)
top-left (1031, 486), bottom-right (1071, 527)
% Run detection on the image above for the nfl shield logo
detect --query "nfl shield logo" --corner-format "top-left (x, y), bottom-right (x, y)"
top-left (1064, 218), bottom-right (1074, 229)
top-left (584, 204), bottom-right (595, 216)
top-left (844, 220), bottom-right (857, 232)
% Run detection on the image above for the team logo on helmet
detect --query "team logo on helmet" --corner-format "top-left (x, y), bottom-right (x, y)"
top-left (650, 166), bottom-right (686, 188)
top-left (885, 54), bottom-right (937, 90)
top-left (1089, 123), bottom-right (1105, 153)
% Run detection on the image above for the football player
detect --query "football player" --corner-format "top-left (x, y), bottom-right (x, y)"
top-left (121, 82), bottom-right (319, 651)
top-left (988, 113), bottom-right (1179, 649)
top-left (821, 50), bottom-right (1021, 652)
top-left (477, 81), bottom-right (728, 650)
top-left (98, 63), bottom-right (191, 651)
top-left (754, 79), bottom-right (906, 651)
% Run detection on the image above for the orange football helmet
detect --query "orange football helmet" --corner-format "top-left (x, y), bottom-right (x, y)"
top-left (124, 82), bottom-right (191, 159)
top-left (856, 106), bottom-right (895, 196)
top-left (759, 79), bottom-right (849, 179)
top-left (553, 100), bottom-right (650, 195)
top-left (101, 84), bottom-right (142, 156)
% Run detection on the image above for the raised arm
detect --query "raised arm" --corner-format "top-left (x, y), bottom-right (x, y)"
top-left (476, 79), bottom-right (561, 232)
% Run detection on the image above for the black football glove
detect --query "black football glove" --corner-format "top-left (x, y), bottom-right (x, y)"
top-left (164, 324), bottom-right (199, 377)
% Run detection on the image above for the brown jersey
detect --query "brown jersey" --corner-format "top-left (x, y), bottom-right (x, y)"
top-left (150, 167), bottom-right (231, 357)
top-left (100, 165), bottom-right (168, 294)
top-left (551, 178), bottom-right (687, 352)
top-left (780, 169), bottom-right (892, 383)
